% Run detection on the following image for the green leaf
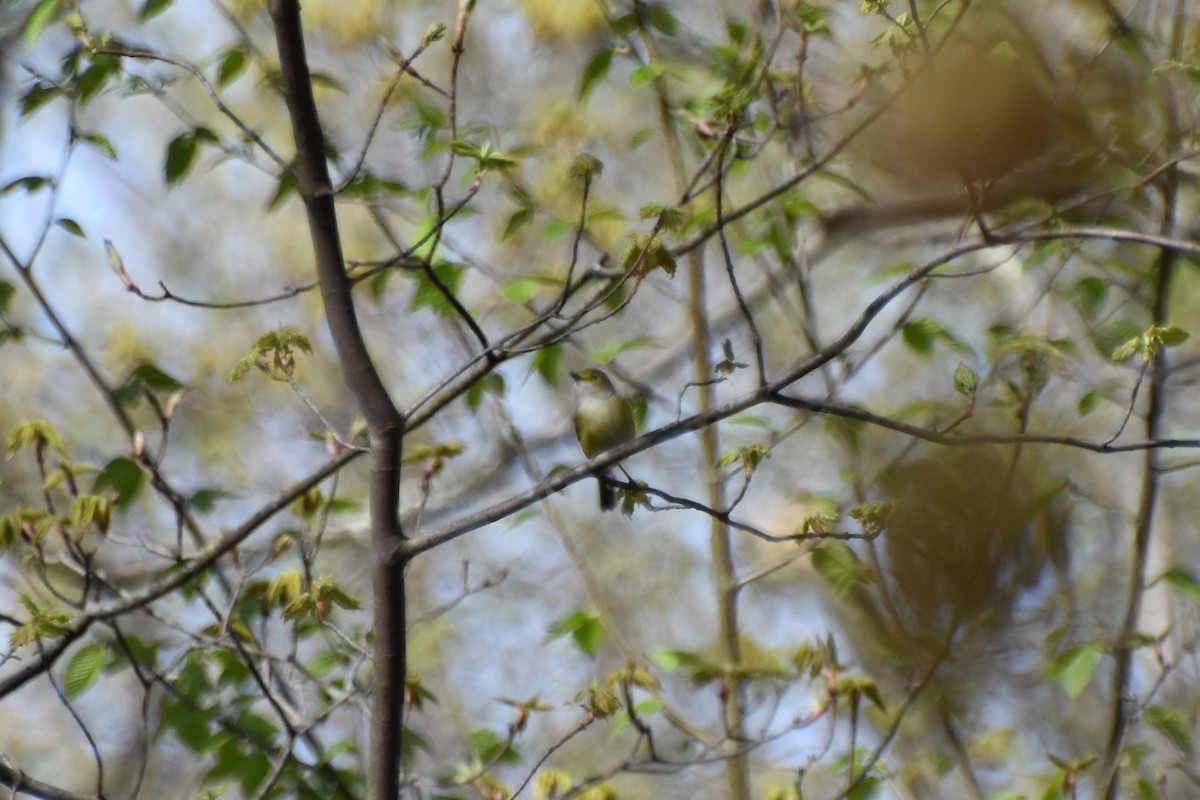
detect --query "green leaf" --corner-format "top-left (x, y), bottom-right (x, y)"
top-left (639, 203), bottom-right (686, 233)
top-left (541, 218), bottom-right (574, 241)
top-left (309, 72), bottom-right (345, 92)
top-left (901, 318), bottom-right (936, 354)
top-left (64, 642), bottom-right (105, 697)
top-left (465, 373), bottom-right (505, 411)
top-left (19, 82), bottom-right (62, 117)
top-left (716, 444), bottom-right (770, 475)
top-left (534, 769), bottom-right (574, 799)
top-left (500, 275), bottom-right (560, 304)
top-left (641, 3), bottom-right (678, 34)
top-left (227, 326), bottom-right (312, 382)
top-left (2, 176), bottom-right (50, 195)
top-left (548, 610), bottom-right (605, 658)
top-left (410, 262), bottom-right (464, 315)
top-left (620, 234), bottom-right (675, 276)
top-left (421, 22), bottom-right (447, 44)
top-left (1152, 324), bottom-right (1189, 347)
top-left (23, 0), bottom-right (61, 48)
top-left (847, 774), bottom-right (882, 800)
top-left (408, 212), bottom-right (440, 260)
top-left (798, 509), bottom-right (840, 534)
top-left (74, 55), bottom-right (123, 106)
top-left (139, 0), bottom-right (173, 20)
top-left (94, 457), bottom-right (146, 509)
top-left (79, 132), bottom-right (117, 160)
top-left (1159, 569), bottom-right (1200, 605)
top-left (158, 693), bottom-right (211, 750)
top-left (12, 595), bottom-right (73, 646)
top-left (1111, 334), bottom-right (1141, 363)
top-left (1077, 389), bottom-right (1102, 417)
top-left (649, 648), bottom-right (707, 671)
top-left (133, 363), bottom-right (185, 392)
top-left (587, 336), bottom-right (658, 365)
top-left (266, 167), bottom-right (298, 211)
top-left (810, 542), bottom-right (872, 599)
top-left (164, 131), bottom-right (199, 186)
top-left (216, 45), bottom-right (249, 88)
top-left (70, 493), bottom-right (113, 534)
top-left (569, 153), bottom-right (604, 185)
top-left (187, 488), bottom-right (231, 513)
top-left (205, 737), bottom-right (272, 795)
top-left (1072, 276), bottom-right (1108, 319)
top-left (579, 47), bottom-right (614, 101)
top-left (469, 728), bottom-right (520, 764)
top-left (611, 12), bottom-right (638, 35)
top-left (901, 317), bottom-right (969, 356)
top-left (530, 343), bottom-right (562, 385)
top-left (502, 206), bottom-right (533, 240)
top-left (7, 418), bottom-right (67, 457)
top-left (1047, 642), bottom-right (1104, 697)
top-left (835, 674), bottom-right (886, 711)
top-left (1143, 705), bottom-right (1193, 754)
top-left (630, 60), bottom-right (666, 87)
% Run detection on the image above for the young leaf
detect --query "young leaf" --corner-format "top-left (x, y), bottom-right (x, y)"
top-left (1158, 569), bottom-right (1200, 605)
top-left (579, 47), bottom-right (614, 101)
top-left (810, 542), bottom-right (872, 599)
top-left (533, 769), bottom-right (573, 799)
top-left (65, 642), bottom-right (105, 697)
top-left (569, 153), bottom-right (604, 184)
top-left (1047, 642), bottom-right (1104, 697)
top-left (548, 609), bottom-right (605, 658)
top-left (649, 648), bottom-right (706, 672)
top-left (23, 0), bottom-right (62, 48)
top-left (952, 362), bottom-right (979, 397)
top-left (501, 275), bottom-right (559, 304)
top-left (1111, 335), bottom-right (1141, 363)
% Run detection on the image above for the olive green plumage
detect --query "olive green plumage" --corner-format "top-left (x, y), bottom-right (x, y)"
top-left (571, 369), bottom-right (635, 511)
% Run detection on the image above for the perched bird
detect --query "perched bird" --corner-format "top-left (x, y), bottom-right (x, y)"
top-left (570, 368), bottom-right (636, 511)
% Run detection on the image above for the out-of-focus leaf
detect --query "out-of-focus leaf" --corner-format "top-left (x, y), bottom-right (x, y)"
top-left (548, 609), bottom-right (605, 658)
top-left (579, 47), bottom-right (614, 101)
top-left (1047, 642), bottom-right (1103, 697)
top-left (139, 0), bottom-right (173, 20)
top-left (94, 456), bottom-right (145, 509)
top-left (1159, 569), bottom-right (1200, 605)
top-left (811, 542), bottom-right (872, 598)
top-left (24, 0), bottom-right (61, 47)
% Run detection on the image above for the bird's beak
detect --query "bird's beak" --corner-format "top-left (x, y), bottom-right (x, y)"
top-left (569, 371), bottom-right (582, 382)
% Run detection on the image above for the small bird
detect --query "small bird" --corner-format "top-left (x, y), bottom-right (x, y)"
top-left (570, 368), bottom-right (636, 511)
